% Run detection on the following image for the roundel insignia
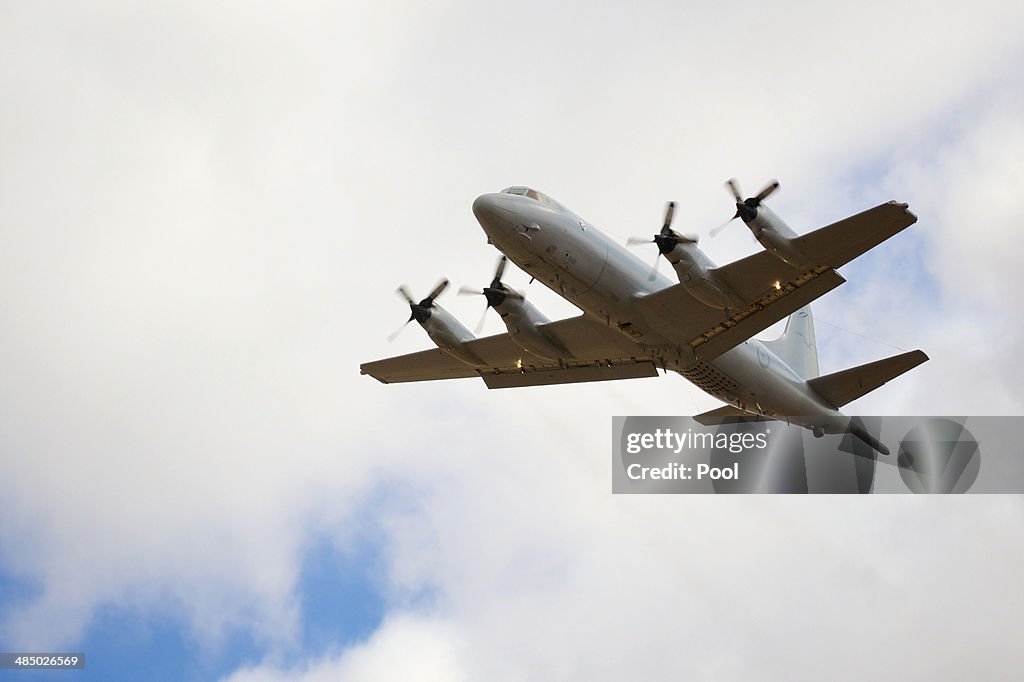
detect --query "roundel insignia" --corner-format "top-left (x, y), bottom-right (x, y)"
top-left (756, 345), bottom-right (771, 369)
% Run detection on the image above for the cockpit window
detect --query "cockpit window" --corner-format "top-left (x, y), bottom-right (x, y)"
top-left (500, 186), bottom-right (568, 212)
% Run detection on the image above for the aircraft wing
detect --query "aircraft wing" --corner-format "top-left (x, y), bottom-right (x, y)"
top-left (359, 347), bottom-right (481, 383)
top-left (794, 200), bottom-right (917, 270)
top-left (634, 266), bottom-right (845, 360)
top-left (710, 201), bottom-right (918, 302)
top-left (632, 200), bottom-right (913, 359)
top-left (360, 316), bottom-right (659, 387)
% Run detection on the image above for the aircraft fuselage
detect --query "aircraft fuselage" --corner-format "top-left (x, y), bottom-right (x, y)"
top-left (471, 191), bottom-right (851, 436)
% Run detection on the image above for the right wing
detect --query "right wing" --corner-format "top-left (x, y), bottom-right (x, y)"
top-left (360, 315), bottom-right (658, 387)
top-left (795, 200), bottom-right (917, 270)
top-left (711, 200), bottom-right (918, 301)
top-left (631, 200), bottom-right (915, 359)
top-left (633, 267), bottom-right (845, 361)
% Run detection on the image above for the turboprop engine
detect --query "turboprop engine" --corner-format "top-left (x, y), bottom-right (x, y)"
top-left (628, 202), bottom-right (745, 311)
top-left (459, 256), bottom-right (571, 362)
top-left (711, 178), bottom-right (810, 269)
top-left (388, 278), bottom-right (483, 366)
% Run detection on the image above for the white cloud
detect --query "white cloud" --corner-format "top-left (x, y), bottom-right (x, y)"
top-left (222, 614), bottom-right (465, 682)
top-left (222, 429), bottom-right (1024, 680)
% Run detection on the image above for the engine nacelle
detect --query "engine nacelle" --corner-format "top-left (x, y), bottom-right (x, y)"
top-left (663, 242), bottom-right (745, 311)
top-left (493, 295), bottom-right (570, 362)
top-left (420, 304), bottom-right (484, 366)
top-left (744, 205), bottom-right (809, 269)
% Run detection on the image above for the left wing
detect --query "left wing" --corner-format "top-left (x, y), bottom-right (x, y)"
top-left (360, 315), bottom-right (658, 387)
top-left (359, 347), bottom-right (482, 384)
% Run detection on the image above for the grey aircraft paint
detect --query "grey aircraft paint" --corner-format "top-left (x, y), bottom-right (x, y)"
top-left (365, 184), bottom-right (926, 456)
top-left (468, 187), bottom-right (918, 453)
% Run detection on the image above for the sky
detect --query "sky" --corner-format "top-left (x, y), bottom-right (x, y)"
top-left (1, 1), bottom-right (1023, 680)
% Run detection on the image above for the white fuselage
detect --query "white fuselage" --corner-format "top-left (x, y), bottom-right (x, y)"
top-left (472, 191), bottom-right (851, 435)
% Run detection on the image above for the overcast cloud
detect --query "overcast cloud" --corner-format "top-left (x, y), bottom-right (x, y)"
top-left (1, 1), bottom-right (1023, 680)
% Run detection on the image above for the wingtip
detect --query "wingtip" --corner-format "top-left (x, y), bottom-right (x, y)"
top-left (888, 200), bottom-right (917, 223)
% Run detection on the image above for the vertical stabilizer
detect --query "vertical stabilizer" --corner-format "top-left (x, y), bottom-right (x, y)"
top-left (763, 306), bottom-right (819, 379)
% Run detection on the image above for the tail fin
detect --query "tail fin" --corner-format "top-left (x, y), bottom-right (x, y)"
top-left (763, 306), bottom-right (819, 379)
top-left (808, 350), bottom-right (928, 408)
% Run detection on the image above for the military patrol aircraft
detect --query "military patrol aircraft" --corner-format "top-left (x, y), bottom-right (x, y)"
top-left (360, 180), bottom-right (927, 455)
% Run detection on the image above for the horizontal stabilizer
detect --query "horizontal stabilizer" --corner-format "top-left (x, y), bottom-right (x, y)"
top-left (807, 350), bottom-right (928, 408)
top-left (692, 405), bottom-right (771, 425)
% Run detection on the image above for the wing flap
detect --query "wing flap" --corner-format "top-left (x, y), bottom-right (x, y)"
top-left (482, 360), bottom-right (658, 389)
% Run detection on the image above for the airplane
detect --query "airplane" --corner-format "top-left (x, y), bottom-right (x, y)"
top-left (360, 180), bottom-right (928, 456)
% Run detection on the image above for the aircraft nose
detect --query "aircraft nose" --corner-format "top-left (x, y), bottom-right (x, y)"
top-left (472, 193), bottom-right (518, 230)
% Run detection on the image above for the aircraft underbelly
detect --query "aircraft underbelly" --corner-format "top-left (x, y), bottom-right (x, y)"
top-left (706, 342), bottom-right (837, 417)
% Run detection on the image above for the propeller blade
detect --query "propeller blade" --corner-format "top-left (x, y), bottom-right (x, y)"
top-left (726, 178), bottom-right (743, 202)
top-left (754, 180), bottom-right (779, 202)
top-left (710, 217), bottom-right (736, 238)
top-left (458, 286), bottom-right (482, 296)
top-left (387, 318), bottom-right (412, 343)
top-left (646, 254), bottom-right (661, 281)
top-left (396, 285), bottom-right (415, 304)
top-left (626, 236), bottom-right (654, 246)
top-left (473, 306), bottom-right (489, 335)
top-left (493, 255), bottom-right (507, 282)
top-left (425, 278), bottom-right (449, 303)
top-left (662, 201), bottom-right (676, 232)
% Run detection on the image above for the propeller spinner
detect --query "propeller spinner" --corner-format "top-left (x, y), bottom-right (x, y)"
top-left (710, 178), bottom-right (780, 237)
top-left (628, 202), bottom-right (699, 252)
top-left (626, 201), bottom-right (699, 278)
top-left (457, 256), bottom-right (523, 334)
top-left (388, 278), bottom-right (449, 341)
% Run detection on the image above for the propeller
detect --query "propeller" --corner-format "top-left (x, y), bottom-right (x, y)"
top-left (626, 201), bottom-right (699, 279)
top-left (710, 178), bottom-right (780, 237)
top-left (387, 278), bottom-right (449, 342)
top-left (457, 256), bottom-right (524, 334)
